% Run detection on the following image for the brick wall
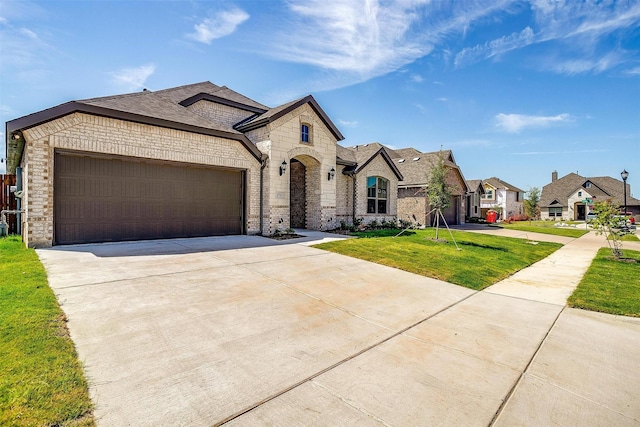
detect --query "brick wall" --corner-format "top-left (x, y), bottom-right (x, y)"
top-left (21, 113), bottom-right (262, 247)
top-left (187, 101), bottom-right (255, 130)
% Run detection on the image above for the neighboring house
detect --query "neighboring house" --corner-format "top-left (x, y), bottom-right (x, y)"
top-left (540, 171), bottom-right (640, 221)
top-left (391, 148), bottom-right (468, 226)
top-left (465, 179), bottom-right (485, 219)
top-left (6, 81), bottom-right (407, 247)
top-left (336, 143), bottom-right (469, 226)
top-left (479, 177), bottom-right (525, 220)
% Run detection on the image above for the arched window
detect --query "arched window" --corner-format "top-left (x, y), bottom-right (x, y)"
top-left (367, 176), bottom-right (388, 214)
top-left (301, 124), bottom-right (310, 143)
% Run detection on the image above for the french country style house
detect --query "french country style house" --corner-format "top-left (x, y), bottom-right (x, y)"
top-left (6, 82), bottom-right (468, 247)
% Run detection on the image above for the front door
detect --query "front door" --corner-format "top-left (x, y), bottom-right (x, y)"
top-left (290, 159), bottom-right (306, 228)
top-left (576, 203), bottom-right (585, 220)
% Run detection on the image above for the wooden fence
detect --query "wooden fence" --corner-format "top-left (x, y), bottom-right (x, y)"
top-left (1, 174), bottom-right (18, 234)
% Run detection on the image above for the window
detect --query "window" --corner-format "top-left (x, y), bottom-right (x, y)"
top-left (578, 191), bottom-right (582, 197)
top-left (301, 124), bottom-right (310, 143)
top-left (585, 182), bottom-right (591, 188)
top-left (549, 207), bottom-right (562, 217)
top-left (367, 176), bottom-right (388, 214)
top-left (482, 189), bottom-right (494, 200)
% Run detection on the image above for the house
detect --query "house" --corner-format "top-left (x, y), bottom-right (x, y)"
top-left (392, 148), bottom-right (468, 226)
top-left (338, 144), bottom-right (468, 227)
top-left (479, 177), bottom-right (525, 220)
top-left (6, 81), bottom-right (406, 247)
top-left (465, 179), bottom-right (485, 220)
top-left (540, 171), bottom-right (640, 221)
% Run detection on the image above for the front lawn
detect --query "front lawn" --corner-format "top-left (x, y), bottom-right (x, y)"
top-left (0, 236), bottom-right (94, 426)
top-left (314, 229), bottom-right (562, 290)
top-left (568, 248), bottom-right (640, 317)
top-left (499, 220), bottom-right (589, 238)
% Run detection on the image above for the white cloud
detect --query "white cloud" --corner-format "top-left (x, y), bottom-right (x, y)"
top-left (411, 74), bottom-right (424, 83)
top-left (436, 97), bottom-right (448, 102)
top-left (624, 66), bottom-right (640, 76)
top-left (456, 1), bottom-right (640, 74)
top-left (495, 113), bottom-right (572, 133)
top-left (338, 119), bottom-right (358, 127)
top-left (111, 64), bottom-right (156, 91)
top-left (187, 7), bottom-right (249, 44)
top-left (455, 27), bottom-right (535, 68)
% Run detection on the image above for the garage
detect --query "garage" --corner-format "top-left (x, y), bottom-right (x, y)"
top-left (54, 152), bottom-right (244, 245)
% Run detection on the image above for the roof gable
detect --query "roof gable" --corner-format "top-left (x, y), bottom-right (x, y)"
top-left (235, 95), bottom-right (344, 141)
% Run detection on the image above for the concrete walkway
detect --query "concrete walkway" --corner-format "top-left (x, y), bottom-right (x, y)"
top-left (37, 230), bottom-right (640, 426)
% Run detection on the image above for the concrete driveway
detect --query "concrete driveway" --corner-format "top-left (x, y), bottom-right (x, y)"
top-left (37, 231), bottom-right (640, 426)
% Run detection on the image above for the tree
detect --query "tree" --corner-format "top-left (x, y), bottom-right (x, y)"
top-left (524, 187), bottom-right (540, 220)
top-left (426, 151), bottom-right (454, 241)
top-left (591, 200), bottom-right (623, 259)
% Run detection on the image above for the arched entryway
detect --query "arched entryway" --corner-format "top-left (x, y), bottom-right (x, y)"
top-left (289, 155), bottom-right (321, 229)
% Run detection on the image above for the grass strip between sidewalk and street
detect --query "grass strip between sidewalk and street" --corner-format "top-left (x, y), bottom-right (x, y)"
top-left (0, 236), bottom-right (94, 426)
top-left (568, 248), bottom-right (640, 317)
top-left (314, 229), bottom-right (562, 290)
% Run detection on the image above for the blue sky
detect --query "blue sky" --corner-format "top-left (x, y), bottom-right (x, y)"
top-left (2, 0), bottom-right (639, 195)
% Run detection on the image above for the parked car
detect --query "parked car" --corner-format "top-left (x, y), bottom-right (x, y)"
top-left (586, 212), bottom-right (597, 222)
top-left (613, 214), bottom-right (636, 231)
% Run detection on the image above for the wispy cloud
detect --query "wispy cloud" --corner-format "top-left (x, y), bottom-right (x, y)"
top-left (496, 113), bottom-right (572, 133)
top-left (111, 64), bottom-right (156, 91)
top-left (338, 119), bottom-right (358, 127)
top-left (411, 74), bottom-right (424, 83)
top-left (455, 27), bottom-right (535, 68)
top-left (436, 97), bottom-right (448, 102)
top-left (187, 7), bottom-right (249, 44)
top-left (456, 1), bottom-right (640, 74)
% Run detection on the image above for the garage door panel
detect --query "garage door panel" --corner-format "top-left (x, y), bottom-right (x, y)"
top-left (54, 153), bottom-right (243, 245)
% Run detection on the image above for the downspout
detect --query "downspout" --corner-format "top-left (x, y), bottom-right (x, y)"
top-left (259, 155), bottom-right (267, 235)
top-left (16, 167), bottom-right (22, 235)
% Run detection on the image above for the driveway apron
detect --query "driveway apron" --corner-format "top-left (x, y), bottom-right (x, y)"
top-left (37, 231), bottom-right (640, 426)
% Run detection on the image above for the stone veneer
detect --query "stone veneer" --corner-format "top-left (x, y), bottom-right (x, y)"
top-left (355, 155), bottom-right (399, 225)
top-left (20, 112), bottom-right (262, 247)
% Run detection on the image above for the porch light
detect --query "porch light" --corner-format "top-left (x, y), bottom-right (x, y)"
top-left (328, 167), bottom-right (335, 181)
top-left (279, 160), bottom-right (287, 176)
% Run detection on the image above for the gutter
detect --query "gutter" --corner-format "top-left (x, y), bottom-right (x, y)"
top-left (259, 155), bottom-right (268, 235)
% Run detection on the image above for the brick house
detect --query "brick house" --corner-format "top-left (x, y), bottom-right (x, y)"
top-left (540, 171), bottom-right (640, 221)
top-left (338, 144), bottom-right (468, 227)
top-left (5, 82), bottom-right (407, 247)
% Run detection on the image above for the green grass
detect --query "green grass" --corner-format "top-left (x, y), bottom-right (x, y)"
top-left (314, 229), bottom-right (562, 290)
top-left (0, 236), bottom-right (94, 426)
top-left (568, 248), bottom-right (640, 317)
top-left (620, 233), bottom-right (639, 242)
top-left (499, 220), bottom-right (589, 238)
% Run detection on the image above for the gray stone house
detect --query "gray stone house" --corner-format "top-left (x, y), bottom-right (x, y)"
top-left (540, 171), bottom-right (640, 221)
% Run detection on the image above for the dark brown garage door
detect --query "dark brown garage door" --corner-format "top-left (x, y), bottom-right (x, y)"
top-left (54, 152), bottom-right (244, 245)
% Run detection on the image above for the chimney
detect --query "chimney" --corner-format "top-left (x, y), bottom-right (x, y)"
top-left (552, 171), bottom-right (558, 182)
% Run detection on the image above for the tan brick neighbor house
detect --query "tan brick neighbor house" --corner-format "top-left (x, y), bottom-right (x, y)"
top-left (540, 171), bottom-right (640, 221)
top-left (6, 81), bottom-right (467, 247)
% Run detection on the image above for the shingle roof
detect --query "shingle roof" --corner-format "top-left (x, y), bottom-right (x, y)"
top-left (154, 81), bottom-right (269, 111)
top-left (79, 90), bottom-right (242, 134)
top-left (483, 177), bottom-right (525, 193)
top-left (337, 143), bottom-right (402, 179)
top-left (540, 172), bottom-right (639, 207)
top-left (394, 150), bottom-right (463, 190)
top-left (466, 179), bottom-right (485, 194)
top-left (6, 82), bottom-right (268, 164)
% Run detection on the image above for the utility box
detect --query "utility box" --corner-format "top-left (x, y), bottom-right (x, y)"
top-left (486, 210), bottom-right (497, 223)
